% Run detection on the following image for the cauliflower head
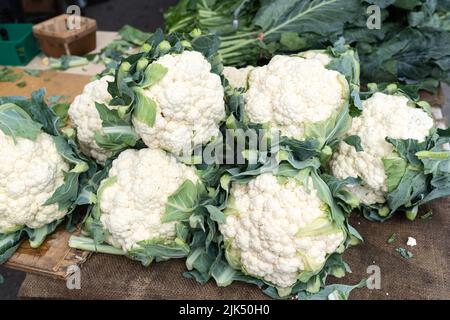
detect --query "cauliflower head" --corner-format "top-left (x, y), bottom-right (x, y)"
top-left (244, 55), bottom-right (349, 139)
top-left (132, 51), bottom-right (225, 156)
top-left (330, 93), bottom-right (434, 205)
top-left (69, 75), bottom-right (114, 164)
top-left (220, 173), bottom-right (345, 289)
top-left (98, 148), bottom-right (199, 252)
top-left (223, 66), bottom-right (254, 89)
top-left (0, 130), bottom-right (69, 233)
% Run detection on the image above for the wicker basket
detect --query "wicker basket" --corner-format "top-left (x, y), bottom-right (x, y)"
top-left (32, 14), bottom-right (96, 57)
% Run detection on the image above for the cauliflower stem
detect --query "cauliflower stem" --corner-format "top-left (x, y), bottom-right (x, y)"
top-left (68, 236), bottom-right (126, 255)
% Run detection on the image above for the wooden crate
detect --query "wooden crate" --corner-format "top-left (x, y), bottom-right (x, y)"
top-left (5, 226), bottom-right (91, 279)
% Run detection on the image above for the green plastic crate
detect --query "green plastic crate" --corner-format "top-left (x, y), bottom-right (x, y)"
top-left (0, 24), bottom-right (40, 66)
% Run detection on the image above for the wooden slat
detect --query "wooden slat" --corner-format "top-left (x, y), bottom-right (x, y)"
top-left (5, 227), bottom-right (91, 279)
top-left (1, 68), bottom-right (92, 279)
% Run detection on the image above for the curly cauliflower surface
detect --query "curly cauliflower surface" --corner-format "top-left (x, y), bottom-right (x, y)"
top-left (99, 148), bottom-right (199, 252)
top-left (132, 51), bottom-right (225, 156)
top-left (244, 55), bottom-right (348, 139)
top-left (330, 93), bottom-right (434, 205)
top-left (69, 75), bottom-right (114, 164)
top-left (223, 66), bottom-right (254, 89)
top-left (0, 131), bottom-right (69, 233)
top-left (220, 173), bottom-right (345, 289)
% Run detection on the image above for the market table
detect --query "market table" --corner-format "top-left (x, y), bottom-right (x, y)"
top-left (17, 201), bottom-right (450, 300)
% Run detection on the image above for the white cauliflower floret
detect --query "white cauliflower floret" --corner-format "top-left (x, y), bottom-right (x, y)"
top-left (223, 66), bottom-right (254, 89)
top-left (132, 51), bottom-right (225, 156)
top-left (98, 148), bottom-right (198, 252)
top-left (244, 55), bottom-right (348, 139)
top-left (330, 93), bottom-right (434, 205)
top-left (0, 131), bottom-right (69, 233)
top-left (220, 173), bottom-right (345, 289)
top-left (69, 75), bottom-right (115, 164)
top-left (407, 237), bottom-right (417, 247)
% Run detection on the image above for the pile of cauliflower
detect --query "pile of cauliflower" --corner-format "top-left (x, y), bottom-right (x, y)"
top-left (66, 40), bottom-right (447, 298)
top-left (3, 31), bottom-right (449, 301)
top-left (67, 35), bottom-right (226, 265)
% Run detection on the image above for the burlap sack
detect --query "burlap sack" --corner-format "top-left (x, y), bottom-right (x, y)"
top-left (18, 199), bottom-right (449, 300)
